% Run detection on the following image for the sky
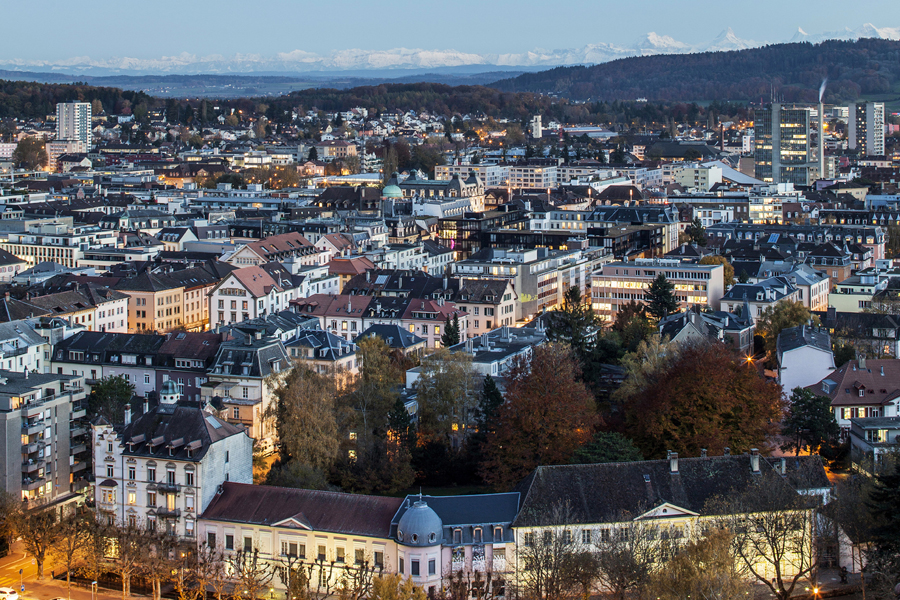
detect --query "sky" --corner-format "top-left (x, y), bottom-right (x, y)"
top-left (3, 0), bottom-right (899, 61)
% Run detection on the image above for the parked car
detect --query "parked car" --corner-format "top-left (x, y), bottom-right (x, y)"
top-left (0, 587), bottom-right (19, 600)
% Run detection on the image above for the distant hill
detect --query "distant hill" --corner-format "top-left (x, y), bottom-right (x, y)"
top-left (490, 39), bottom-right (900, 103)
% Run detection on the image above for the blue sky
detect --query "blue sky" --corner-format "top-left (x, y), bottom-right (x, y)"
top-left (4, 0), bottom-right (899, 59)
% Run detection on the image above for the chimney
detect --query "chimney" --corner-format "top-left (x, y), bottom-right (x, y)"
top-left (700, 448), bottom-right (707, 458)
top-left (255, 331), bottom-right (262, 340)
top-left (779, 457), bottom-right (787, 476)
top-left (750, 448), bottom-right (760, 474)
top-left (143, 398), bottom-right (149, 414)
top-left (881, 366), bottom-right (885, 376)
top-left (124, 403), bottom-right (132, 425)
top-left (668, 451), bottom-right (679, 474)
top-left (723, 447), bottom-right (731, 456)
top-left (245, 334), bottom-right (253, 346)
top-left (860, 356), bottom-right (867, 370)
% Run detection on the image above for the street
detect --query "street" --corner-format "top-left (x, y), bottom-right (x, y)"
top-left (0, 544), bottom-right (121, 600)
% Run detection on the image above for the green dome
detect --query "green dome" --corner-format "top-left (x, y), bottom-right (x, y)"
top-left (382, 184), bottom-right (402, 198)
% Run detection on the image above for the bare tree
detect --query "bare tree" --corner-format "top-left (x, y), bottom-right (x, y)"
top-left (79, 517), bottom-right (111, 585)
top-left (231, 548), bottom-right (275, 600)
top-left (593, 516), bottom-right (667, 600)
top-left (16, 499), bottom-right (59, 579)
top-left (51, 507), bottom-right (93, 599)
top-left (647, 529), bottom-right (750, 600)
top-left (141, 530), bottom-right (178, 600)
top-left (514, 502), bottom-right (599, 600)
top-left (174, 542), bottom-right (227, 600)
top-left (705, 471), bottom-right (818, 600)
top-left (113, 519), bottom-right (147, 599)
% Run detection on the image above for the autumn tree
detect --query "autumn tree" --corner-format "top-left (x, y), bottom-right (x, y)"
top-left (347, 335), bottom-right (400, 437)
top-left (706, 470), bottom-right (817, 600)
top-left (699, 255), bottom-right (735, 287)
top-left (88, 374), bottom-right (136, 422)
top-left (647, 529), bottom-right (750, 600)
top-left (271, 365), bottom-right (342, 471)
top-left (756, 300), bottom-right (820, 360)
top-left (481, 344), bottom-right (598, 490)
top-left (369, 574), bottom-right (427, 600)
top-left (781, 387), bottom-right (840, 456)
top-left (414, 349), bottom-right (479, 443)
top-left (644, 274), bottom-right (678, 320)
top-left (546, 286), bottom-right (603, 362)
top-left (12, 137), bottom-right (47, 170)
top-left (623, 341), bottom-right (784, 458)
top-left (0, 491), bottom-right (21, 557)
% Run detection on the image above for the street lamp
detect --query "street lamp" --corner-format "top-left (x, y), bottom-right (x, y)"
top-left (92, 581), bottom-right (98, 600)
top-left (18, 568), bottom-right (23, 592)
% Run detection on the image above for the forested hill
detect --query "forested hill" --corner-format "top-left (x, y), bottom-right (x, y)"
top-left (0, 80), bottom-right (153, 119)
top-left (490, 38), bottom-right (900, 103)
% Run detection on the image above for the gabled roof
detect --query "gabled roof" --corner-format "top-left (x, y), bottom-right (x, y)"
top-left (200, 482), bottom-right (403, 537)
top-left (115, 270), bottom-right (183, 293)
top-left (120, 404), bottom-right (246, 460)
top-left (512, 455), bottom-right (805, 527)
top-left (807, 358), bottom-right (900, 407)
top-left (777, 325), bottom-right (832, 356)
top-left (355, 324), bottom-right (426, 349)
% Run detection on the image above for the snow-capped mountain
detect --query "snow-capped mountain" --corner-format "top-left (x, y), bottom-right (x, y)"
top-left (0, 24), bottom-right (895, 76)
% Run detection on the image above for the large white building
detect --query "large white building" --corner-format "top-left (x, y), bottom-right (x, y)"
top-left (92, 381), bottom-right (252, 537)
top-left (56, 102), bottom-right (92, 149)
top-left (849, 102), bottom-right (885, 157)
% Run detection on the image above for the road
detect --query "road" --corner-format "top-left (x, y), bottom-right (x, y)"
top-left (0, 544), bottom-right (124, 600)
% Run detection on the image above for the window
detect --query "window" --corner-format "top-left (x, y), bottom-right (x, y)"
top-left (282, 541), bottom-right (299, 557)
top-left (147, 492), bottom-right (157, 507)
top-left (225, 451), bottom-right (230, 463)
top-left (336, 547), bottom-right (345, 563)
top-left (128, 466), bottom-right (136, 480)
top-left (244, 536), bottom-right (253, 552)
top-left (226, 535), bottom-right (234, 550)
top-left (108, 442), bottom-right (114, 452)
top-left (581, 529), bottom-right (592, 544)
top-left (494, 526), bottom-right (502, 540)
top-left (428, 559), bottom-right (436, 575)
top-left (399, 557), bottom-right (404, 574)
top-left (208, 532), bottom-right (217, 547)
top-left (524, 532), bottom-right (534, 547)
top-left (355, 549), bottom-right (364, 565)
top-left (474, 528), bottom-right (482, 543)
top-left (562, 530), bottom-right (573, 544)
top-left (186, 472), bottom-right (195, 486)
top-left (127, 492), bottom-right (136, 505)
top-left (318, 545), bottom-right (326, 561)
top-left (106, 465), bottom-right (114, 478)
top-left (144, 374), bottom-right (150, 384)
top-left (148, 467), bottom-right (156, 482)
top-left (233, 407), bottom-right (240, 419)
top-left (167, 469), bottom-right (176, 485)
top-left (185, 520), bottom-right (195, 537)
top-left (186, 496), bottom-right (195, 512)
top-left (411, 560), bottom-right (420, 576)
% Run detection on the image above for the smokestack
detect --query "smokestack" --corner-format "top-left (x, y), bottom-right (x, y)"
top-left (750, 448), bottom-right (760, 474)
top-left (124, 403), bottom-right (132, 425)
top-left (819, 79), bottom-right (827, 181)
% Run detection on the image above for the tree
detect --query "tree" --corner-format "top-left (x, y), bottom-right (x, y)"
top-left (88, 374), bottom-right (135, 423)
top-left (546, 287), bottom-right (602, 362)
top-left (16, 500), bottom-right (58, 579)
top-left (174, 542), bottom-right (226, 600)
top-left (614, 334), bottom-right (679, 402)
top-left (481, 344), bottom-right (598, 490)
top-left (515, 502), bottom-right (599, 600)
top-left (265, 459), bottom-right (331, 490)
top-left (571, 432), bottom-right (643, 464)
top-left (644, 274), bottom-right (678, 320)
top-left (686, 217), bottom-right (707, 246)
top-left (623, 341), bottom-right (784, 458)
top-left (331, 435), bottom-right (415, 495)
top-left (593, 515), bottom-right (666, 600)
top-left (442, 314), bottom-right (460, 347)
top-left (382, 146), bottom-right (399, 184)
top-left (307, 146), bottom-right (318, 161)
top-left (347, 335), bottom-right (400, 438)
top-left (647, 529), bottom-right (750, 600)
top-left (271, 365), bottom-right (342, 470)
top-left (112, 520), bottom-right (146, 599)
top-left (415, 349), bottom-right (479, 442)
top-left (756, 300), bottom-right (820, 360)
top-left (867, 462), bottom-right (900, 555)
top-left (13, 137), bottom-right (47, 170)
top-left (387, 396), bottom-right (416, 451)
top-left (0, 492), bottom-right (21, 557)
top-left (369, 574), bottom-right (427, 600)
top-left (706, 471), bottom-right (818, 600)
top-left (231, 547), bottom-right (275, 600)
top-left (52, 508), bottom-right (92, 599)
top-left (699, 255), bottom-right (734, 287)
top-left (781, 387), bottom-right (840, 456)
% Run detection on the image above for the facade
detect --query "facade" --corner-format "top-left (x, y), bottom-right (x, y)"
top-left (0, 222), bottom-right (117, 269)
top-left (0, 370), bottom-right (89, 504)
top-left (51, 331), bottom-right (166, 395)
top-left (754, 104), bottom-right (813, 186)
top-left (720, 277), bottom-right (800, 323)
top-left (56, 102), bottom-right (92, 148)
top-left (92, 384), bottom-right (252, 537)
top-left (435, 164), bottom-right (508, 187)
top-left (807, 358), bottom-right (900, 432)
top-left (591, 259), bottom-right (725, 320)
top-left (208, 263), bottom-right (301, 330)
top-left (115, 270), bottom-right (185, 333)
top-left (849, 102), bottom-right (885, 157)
top-left (777, 326), bottom-right (835, 399)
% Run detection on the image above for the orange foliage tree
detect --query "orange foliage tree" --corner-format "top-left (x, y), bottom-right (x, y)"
top-left (624, 341), bottom-right (785, 459)
top-left (481, 344), bottom-right (598, 490)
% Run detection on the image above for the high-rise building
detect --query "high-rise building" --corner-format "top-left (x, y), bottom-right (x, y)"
top-left (754, 103), bottom-right (812, 186)
top-left (849, 102), bottom-right (885, 157)
top-left (56, 102), bottom-right (92, 148)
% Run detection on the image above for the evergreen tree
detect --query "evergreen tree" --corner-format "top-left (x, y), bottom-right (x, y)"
top-left (547, 286), bottom-right (601, 362)
top-left (441, 314), bottom-right (460, 347)
top-left (307, 146), bottom-right (318, 161)
top-left (867, 463), bottom-right (900, 554)
top-left (645, 274), bottom-right (679, 320)
top-left (780, 388), bottom-right (839, 456)
top-left (387, 396), bottom-right (415, 451)
top-left (476, 375), bottom-right (504, 435)
top-left (687, 217), bottom-right (707, 246)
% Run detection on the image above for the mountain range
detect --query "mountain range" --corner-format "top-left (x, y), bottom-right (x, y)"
top-left (0, 24), bottom-right (897, 77)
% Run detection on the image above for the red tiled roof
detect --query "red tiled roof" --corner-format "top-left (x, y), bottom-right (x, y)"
top-left (200, 482), bottom-right (403, 537)
top-left (806, 359), bottom-right (900, 407)
top-left (328, 257), bottom-right (376, 276)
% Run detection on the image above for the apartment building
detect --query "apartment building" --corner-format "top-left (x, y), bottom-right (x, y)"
top-left (508, 164), bottom-right (557, 189)
top-left (0, 370), bottom-right (89, 504)
top-left (435, 164), bottom-right (508, 187)
top-left (0, 222), bottom-right (118, 268)
top-left (92, 382), bottom-right (252, 536)
top-left (208, 263), bottom-right (302, 330)
top-left (849, 102), bottom-right (885, 157)
top-left (591, 258), bottom-right (725, 319)
top-left (115, 270), bottom-right (185, 333)
top-left (56, 102), bottom-right (92, 148)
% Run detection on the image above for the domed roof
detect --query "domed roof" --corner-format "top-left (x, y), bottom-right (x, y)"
top-left (160, 379), bottom-right (179, 403)
top-left (381, 184), bottom-right (402, 199)
top-left (397, 501), bottom-right (442, 547)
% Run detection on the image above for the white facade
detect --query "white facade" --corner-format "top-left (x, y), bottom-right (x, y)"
top-left (96, 296), bottom-right (130, 333)
top-left (56, 102), bottom-right (92, 148)
top-left (779, 345), bottom-right (835, 400)
top-left (435, 164), bottom-right (508, 187)
top-left (508, 165), bottom-right (557, 189)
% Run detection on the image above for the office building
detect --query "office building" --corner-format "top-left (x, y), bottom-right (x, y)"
top-left (754, 104), bottom-right (813, 186)
top-left (849, 102), bottom-right (885, 157)
top-left (56, 102), bottom-right (92, 149)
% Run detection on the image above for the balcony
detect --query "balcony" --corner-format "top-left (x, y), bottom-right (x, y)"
top-left (154, 482), bottom-right (181, 494)
top-left (71, 461), bottom-right (87, 473)
top-left (24, 442), bottom-right (41, 455)
top-left (22, 461), bottom-right (41, 474)
top-left (22, 422), bottom-right (43, 436)
top-left (71, 404), bottom-right (87, 419)
top-left (70, 425), bottom-right (87, 437)
top-left (22, 477), bottom-right (46, 491)
top-left (156, 507), bottom-right (181, 519)
top-left (70, 443), bottom-right (87, 455)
